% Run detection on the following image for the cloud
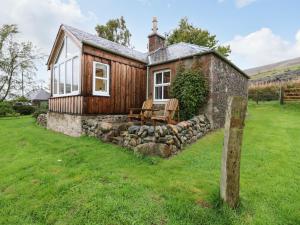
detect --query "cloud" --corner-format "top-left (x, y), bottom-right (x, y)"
top-left (0, 0), bottom-right (97, 82)
top-left (236, 0), bottom-right (256, 8)
top-left (0, 0), bottom-right (96, 54)
top-left (226, 28), bottom-right (300, 69)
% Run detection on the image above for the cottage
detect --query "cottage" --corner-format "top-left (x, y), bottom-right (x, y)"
top-left (46, 18), bottom-right (248, 137)
top-left (27, 89), bottom-right (50, 107)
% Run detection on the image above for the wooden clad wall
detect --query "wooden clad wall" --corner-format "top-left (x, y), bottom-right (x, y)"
top-left (49, 96), bottom-right (83, 114)
top-left (82, 45), bottom-right (147, 114)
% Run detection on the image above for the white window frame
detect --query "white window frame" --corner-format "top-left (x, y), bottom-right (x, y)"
top-left (153, 69), bottom-right (171, 102)
top-left (52, 35), bottom-right (80, 97)
top-left (93, 61), bottom-right (110, 97)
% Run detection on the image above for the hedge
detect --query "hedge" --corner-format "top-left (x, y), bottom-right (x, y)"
top-left (248, 85), bottom-right (280, 102)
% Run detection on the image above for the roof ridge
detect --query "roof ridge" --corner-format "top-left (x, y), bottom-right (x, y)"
top-left (62, 24), bottom-right (146, 56)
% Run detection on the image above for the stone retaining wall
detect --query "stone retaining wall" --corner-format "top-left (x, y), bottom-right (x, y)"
top-left (82, 114), bottom-right (211, 158)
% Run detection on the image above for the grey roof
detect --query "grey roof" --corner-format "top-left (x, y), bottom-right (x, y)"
top-left (27, 89), bottom-right (50, 101)
top-left (63, 25), bottom-right (211, 65)
top-left (63, 25), bottom-right (148, 63)
top-left (148, 42), bottom-right (210, 65)
top-left (61, 25), bottom-right (248, 78)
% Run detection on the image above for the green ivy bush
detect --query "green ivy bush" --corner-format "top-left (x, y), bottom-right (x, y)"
top-left (170, 65), bottom-right (209, 120)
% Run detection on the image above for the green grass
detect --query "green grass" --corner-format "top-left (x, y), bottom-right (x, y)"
top-left (0, 102), bottom-right (300, 225)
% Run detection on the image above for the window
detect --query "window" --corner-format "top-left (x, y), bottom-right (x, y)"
top-left (154, 70), bottom-right (171, 101)
top-left (93, 62), bottom-right (110, 96)
top-left (52, 35), bottom-right (80, 96)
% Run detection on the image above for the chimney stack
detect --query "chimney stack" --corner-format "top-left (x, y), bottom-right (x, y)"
top-left (148, 17), bottom-right (165, 52)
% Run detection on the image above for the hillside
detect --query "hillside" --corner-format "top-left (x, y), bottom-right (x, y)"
top-left (245, 57), bottom-right (300, 82)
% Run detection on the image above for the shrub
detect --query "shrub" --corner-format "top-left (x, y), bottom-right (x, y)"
top-left (13, 105), bottom-right (35, 115)
top-left (0, 101), bottom-right (16, 117)
top-left (248, 85), bottom-right (279, 102)
top-left (32, 107), bottom-right (48, 119)
top-left (170, 65), bottom-right (209, 120)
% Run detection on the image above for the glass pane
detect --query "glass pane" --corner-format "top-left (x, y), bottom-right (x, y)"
top-left (66, 36), bottom-right (79, 57)
top-left (163, 71), bottom-right (170, 83)
top-left (163, 85), bottom-right (170, 99)
top-left (95, 63), bottom-right (107, 78)
top-left (66, 59), bottom-right (72, 94)
top-left (72, 56), bottom-right (79, 92)
top-left (56, 41), bottom-right (66, 63)
top-left (53, 66), bottom-right (58, 94)
top-left (95, 79), bottom-right (107, 92)
top-left (155, 86), bottom-right (162, 99)
top-left (59, 63), bottom-right (65, 94)
top-left (155, 72), bottom-right (162, 84)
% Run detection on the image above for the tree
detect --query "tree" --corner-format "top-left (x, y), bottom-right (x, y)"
top-left (95, 16), bottom-right (132, 47)
top-left (0, 24), bottom-right (41, 101)
top-left (167, 17), bottom-right (231, 57)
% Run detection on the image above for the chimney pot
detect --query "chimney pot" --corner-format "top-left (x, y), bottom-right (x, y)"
top-left (148, 17), bottom-right (165, 52)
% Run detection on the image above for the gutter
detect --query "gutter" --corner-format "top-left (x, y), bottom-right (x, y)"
top-left (146, 66), bottom-right (149, 99)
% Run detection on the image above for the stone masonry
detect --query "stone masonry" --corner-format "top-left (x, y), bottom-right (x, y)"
top-left (82, 114), bottom-right (211, 158)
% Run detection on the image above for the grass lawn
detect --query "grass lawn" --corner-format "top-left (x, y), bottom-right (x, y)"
top-left (0, 102), bottom-right (299, 225)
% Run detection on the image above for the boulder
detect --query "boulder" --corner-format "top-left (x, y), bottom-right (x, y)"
top-left (128, 125), bottom-right (140, 134)
top-left (134, 143), bottom-right (172, 158)
top-left (99, 122), bottom-right (113, 132)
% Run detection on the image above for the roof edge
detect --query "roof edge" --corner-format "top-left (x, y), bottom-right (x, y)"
top-left (148, 50), bottom-right (249, 79)
top-left (82, 40), bottom-right (148, 64)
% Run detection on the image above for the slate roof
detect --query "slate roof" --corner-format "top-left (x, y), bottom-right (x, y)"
top-left (27, 89), bottom-right (50, 101)
top-left (63, 25), bottom-right (148, 63)
top-left (148, 42), bottom-right (210, 65)
top-left (61, 25), bottom-right (248, 78)
top-left (62, 25), bottom-right (211, 65)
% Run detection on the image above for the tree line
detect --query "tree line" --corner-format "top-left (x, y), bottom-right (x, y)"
top-left (95, 16), bottom-right (231, 57)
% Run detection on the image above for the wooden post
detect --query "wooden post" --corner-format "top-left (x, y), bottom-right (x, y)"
top-left (280, 84), bottom-right (284, 105)
top-left (220, 96), bottom-right (247, 208)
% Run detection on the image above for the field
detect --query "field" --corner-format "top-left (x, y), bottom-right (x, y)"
top-left (0, 102), bottom-right (299, 225)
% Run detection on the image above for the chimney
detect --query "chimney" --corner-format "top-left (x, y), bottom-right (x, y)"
top-left (148, 17), bottom-right (165, 52)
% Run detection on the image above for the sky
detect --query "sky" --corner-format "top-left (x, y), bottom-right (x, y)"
top-left (0, 0), bottom-right (300, 83)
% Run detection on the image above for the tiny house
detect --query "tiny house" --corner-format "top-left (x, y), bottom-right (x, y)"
top-left (46, 18), bottom-right (248, 136)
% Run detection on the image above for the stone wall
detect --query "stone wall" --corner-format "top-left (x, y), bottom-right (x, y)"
top-left (36, 114), bottom-right (47, 127)
top-left (81, 114), bottom-right (211, 158)
top-left (47, 112), bottom-right (127, 137)
top-left (209, 56), bottom-right (248, 129)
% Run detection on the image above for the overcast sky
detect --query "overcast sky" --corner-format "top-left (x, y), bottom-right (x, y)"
top-left (1, 0), bottom-right (300, 82)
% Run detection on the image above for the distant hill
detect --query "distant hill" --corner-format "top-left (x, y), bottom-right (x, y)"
top-left (245, 57), bottom-right (300, 83)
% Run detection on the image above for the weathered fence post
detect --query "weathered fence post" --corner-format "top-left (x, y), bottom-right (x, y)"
top-left (220, 96), bottom-right (247, 208)
top-left (280, 85), bottom-right (284, 105)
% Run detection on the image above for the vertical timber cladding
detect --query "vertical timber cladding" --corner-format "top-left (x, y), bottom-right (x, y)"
top-left (82, 45), bottom-right (147, 114)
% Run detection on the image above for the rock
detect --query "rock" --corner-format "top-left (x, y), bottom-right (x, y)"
top-left (129, 138), bottom-right (137, 147)
top-left (141, 130), bottom-right (148, 138)
top-left (148, 126), bottom-right (155, 135)
top-left (134, 143), bottom-right (171, 158)
top-left (101, 130), bottom-right (114, 142)
top-left (161, 125), bottom-right (168, 135)
top-left (128, 125), bottom-right (140, 134)
top-left (167, 124), bottom-right (178, 134)
top-left (143, 136), bottom-right (156, 143)
top-left (155, 126), bottom-right (164, 137)
top-left (37, 114), bottom-right (47, 127)
top-left (99, 122), bottom-right (113, 132)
